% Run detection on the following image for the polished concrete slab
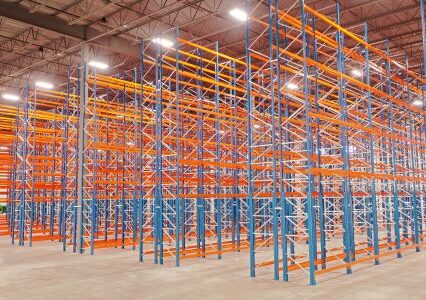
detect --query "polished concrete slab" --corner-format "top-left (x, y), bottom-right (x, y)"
top-left (0, 239), bottom-right (425, 300)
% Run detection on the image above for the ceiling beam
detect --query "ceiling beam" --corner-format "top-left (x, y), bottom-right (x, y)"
top-left (0, 1), bottom-right (139, 58)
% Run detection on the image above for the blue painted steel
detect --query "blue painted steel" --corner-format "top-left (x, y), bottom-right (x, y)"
top-left (214, 41), bottom-right (223, 260)
top-left (335, 1), bottom-right (353, 274)
top-left (364, 22), bottom-right (380, 264)
top-left (385, 40), bottom-right (402, 258)
top-left (404, 54), bottom-right (421, 252)
top-left (267, 0), bottom-right (279, 281)
top-left (139, 41), bottom-right (145, 262)
top-left (245, 0), bottom-right (256, 278)
top-left (174, 28), bottom-right (182, 267)
top-left (300, 0), bottom-right (317, 285)
top-left (154, 37), bottom-right (164, 264)
top-left (311, 16), bottom-right (326, 269)
top-left (132, 67), bottom-right (139, 251)
top-left (90, 67), bottom-right (98, 255)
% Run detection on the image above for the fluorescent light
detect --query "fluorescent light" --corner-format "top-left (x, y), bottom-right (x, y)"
top-left (88, 60), bottom-right (109, 70)
top-left (0, 146), bottom-right (8, 150)
top-left (351, 69), bottom-right (362, 77)
top-left (286, 83), bottom-right (298, 90)
top-left (152, 37), bottom-right (174, 48)
top-left (254, 124), bottom-right (260, 129)
top-left (35, 81), bottom-right (54, 89)
top-left (2, 93), bottom-right (20, 101)
top-left (126, 142), bottom-right (135, 146)
top-left (413, 100), bottom-right (423, 106)
top-left (348, 145), bottom-right (357, 153)
top-left (229, 8), bottom-right (247, 21)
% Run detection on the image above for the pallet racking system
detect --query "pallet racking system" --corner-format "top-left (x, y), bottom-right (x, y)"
top-left (2, 0), bottom-right (426, 285)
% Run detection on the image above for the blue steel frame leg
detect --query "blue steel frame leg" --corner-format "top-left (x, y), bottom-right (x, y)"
top-left (364, 22), bottom-right (380, 265)
top-left (76, 42), bottom-right (88, 254)
top-left (385, 40), bottom-right (402, 258)
top-left (267, 0), bottom-right (279, 281)
top-left (154, 37), bottom-right (164, 264)
top-left (138, 41), bottom-right (145, 262)
top-left (174, 28), bottom-right (181, 267)
top-left (404, 54), bottom-right (421, 252)
top-left (336, 1), bottom-right (353, 274)
top-left (301, 0), bottom-right (317, 285)
top-left (311, 16), bottom-right (326, 269)
top-left (245, 0), bottom-right (256, 278)
top-left (214, 41), bottom-right (223, 260)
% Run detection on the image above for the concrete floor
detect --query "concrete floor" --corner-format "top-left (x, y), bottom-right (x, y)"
top-left (1, 239), bottom-right (426, 300)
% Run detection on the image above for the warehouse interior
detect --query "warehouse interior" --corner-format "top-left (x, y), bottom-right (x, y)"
top-left (1, 0), bottom-right (426, 299)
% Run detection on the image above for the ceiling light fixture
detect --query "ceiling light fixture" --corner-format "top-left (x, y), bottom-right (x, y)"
top-left (88, 60), bottom-right (109, 70)
top-left (286, 82), bottom-right (298, 90)
top-left (351, 69), bottom-right (362, 77)
top-left (229, 8), bottom-right (248, 21)
top-left (35, 81), bottom-right (54, 89)
top-left (2, 93), bottom-right (20, 101)
top-left (152, 37), bottom-right (174, 48)
top-left (413, 100), bottom-right (423, 106)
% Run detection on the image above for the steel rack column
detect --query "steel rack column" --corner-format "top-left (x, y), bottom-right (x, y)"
top-left (10, 108), bottom-right (19, 245)
top-left (28, 86), bottom-right (37, 247)
top-left (90, 67), bottom-right (98, 255)
top-left (17, 83), bottom-right (31, 246)
top-left (421, 0), bottom-right (426, 236)
top-left (274, 0), bottom-right (289, 282)
top-left (300, 0), bottom-right (317, 285)
top-left (132, 67), bottom-right (139, 251)
top-left (405, 55), bottom-right (421, 252)
top-left (154, 37), bottom-right (164, 264)
top-left (335, 1), bottom-right (353, 274)
top-left (175, 29), bottom-right (181, 267)
top-left (386, 40), bottom-right (402, 258)
top-left (60, 70), bottom-right (71, 251)
top-left (214, 41), bottom-right (223, 260)
top-left (195, 48), bottom-right (206, 258)
top-left (138, 41), bottom-right (145, 262)
top-left (245, 0), bottom-right (256, 278)
top-left (76, 42), bottom-right (89, 254)
top-left (364, 22), bottom-right (380, 265)
top-left (230, 61), bottom-right (240, 252)
top-left (267, 0), bottom-right (279, 281)
top-left (279, 11), bottom-right (293, 282)
top-left (312, 15), bottom-right (326, 270)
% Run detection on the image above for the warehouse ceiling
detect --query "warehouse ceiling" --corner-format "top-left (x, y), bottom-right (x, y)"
top-left (0, 0), bottom-right (424, 91)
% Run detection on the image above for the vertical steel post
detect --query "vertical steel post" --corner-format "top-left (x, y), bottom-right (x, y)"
top-left (138, 41), bottom-right (145, 262)
top-left (364, 22), bottom-right (380, 264)
top-left (154, 37), bottom-right (164, 264)
top-left (76, 41), bottom-right (88, 254)
top-left (175, 28), bottom-right (181, 267)
top-left (386, 39), bottom-right (402, 258)
top-left (214, 41), bottom-right (223, 260)
top-left (245, 0), bottom-right (256, 278)
top-left (336, 1), bottom-right (353, 274)
top-left (405, 54), bottom-right (421, 252)
top-left (268, 0), bottom-right (279, 281)
top-left (300, 0), bottom-right (317, 285)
